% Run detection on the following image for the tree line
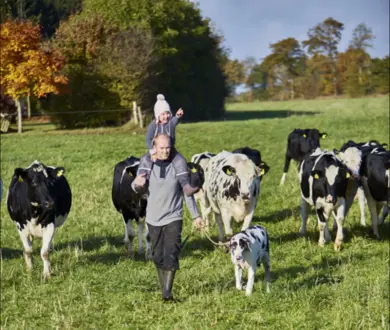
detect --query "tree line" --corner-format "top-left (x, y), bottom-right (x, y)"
top-left (1, 1), bottom-right (389, 131)
top-left (225, 18), bottom-right (389, 102)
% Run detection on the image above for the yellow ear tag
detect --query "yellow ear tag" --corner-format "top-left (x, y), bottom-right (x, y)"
top-left (191, 168), bottom-right (197, 173)
top-left (314, 173), bottom-right (319, 179)
top-left (346, 172), bottom-right (350, 178)
top-left (303, 134), bottom-right (307, 138)
top-left (57, 170), bottom-right (64, 177)
top-left (322, 134), bottom-right (327, 139)
top-left (260, 169), bottom-right (265, 175)
top-left (226, 169), bottom-right (231, 175)
top-left (18, 176), bottom-right (24, 182)
top-left (128, 171), bottom-right (133, 176)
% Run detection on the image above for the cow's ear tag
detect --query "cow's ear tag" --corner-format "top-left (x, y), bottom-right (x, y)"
top-left (346, 172), bottom-right (350, 178)
top-left (191, 167), bottom-right (197, 173)
top-left (314, 173), bottom-right (319, 179)
top-left (57, 170), bottom-right (64, 177)
top-left (128, 171), bottom-right (133, 176)
top-left (260, 168), bottom-right (265, 175)
top-left (303, 134), bottom-right (307, 138)
top-left (18, 176), bottom-right (24, 182)
top-left (321, 133), bottom-right (327, 139)
top-left (226, 169), bottom-right (232, 175)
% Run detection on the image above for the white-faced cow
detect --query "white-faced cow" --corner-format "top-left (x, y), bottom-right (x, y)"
top-left (112, 156), bottom-right (151, 259)
top-left (190, 152), bottom-right (216, 231)
top-left (280, 129), bottom-right (328, 185)
top-left (299, 149), bottom-right (352, 250)
top-left (6, 161), bottom-right (72, 278)
top-left (203, 151), bottom-right (270, 242)
top-left (335, 140), bottom-right (388, 228)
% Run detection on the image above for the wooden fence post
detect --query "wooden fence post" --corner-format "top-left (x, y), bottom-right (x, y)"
top-left (137, 106), bottom-right (144, 128)
top-left (132, 101), bottom-right (138, 125)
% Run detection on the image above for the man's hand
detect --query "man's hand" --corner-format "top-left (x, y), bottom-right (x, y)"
top-left (134, 173), bottom-right (147, 188)
top-left (176, 108), bottom-right (184, 118)
top-left (193, 217), bottom-right (203, 230)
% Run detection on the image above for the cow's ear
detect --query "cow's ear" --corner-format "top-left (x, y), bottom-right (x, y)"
top-left (333, 148), bottom-right (340, 155)
top-left (320, 132), bottom-right (328, 139)
top-left (382, 143), bottom-right (388, 149)
top-left (256, 162), bottom-right (270, 177)
top-left (14, 168), bottom-right (27, 182)
top-left (311, 170), bottom-right (322, 179)
top-left (187, 162), bottom-right (198, 173)
top-left (125, 165), bottom-right (138, 177)
top-left (48, 167), bottom-right (65, 178)
top-left (222, 165), bottom-right (235, 176)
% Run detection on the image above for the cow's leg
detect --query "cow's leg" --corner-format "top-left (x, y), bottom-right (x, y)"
top-left (144, 222), bottom-right (151, 260)
top-left (245, 265), bottom-right (256, 296)
top-left (241, 202), bottom-right (256, 232)
top-left (214, 212), bottom-right (225, 242)
top-left (221, 209), bottom-right (233, 239)
top-left (263, 254), bottom-right (271, 293)
top-left (299, 198), bottom-right (310, 236)
top-left (41, 223), bottom-right (55, 278)
top-left (199, 194), bottom-right (210, 232)
top-left (234, 264), bottom-right (243, 291)
top-left (280, 153), bottom-right (292, 185)
top-left (379, 205), bottom-right (389, 225)
top-left (18, 227), bottom-right (33, 271)
top-left (366, 196), bottom-right (380, 239)
top-left (124, 218), bottom-right (135, 258)
top-left (356, 186), bottom-right (367, 226)
top-left (334, 201), bottom-right (346, 251)
top-left (316, 209), bottom-right (330, 247)
top-left (137, 219), bottom-right (144, 255)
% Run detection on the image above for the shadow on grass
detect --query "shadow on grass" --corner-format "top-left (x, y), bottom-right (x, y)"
top-left (223, 110), bottom-right (320, 121)
top-left (54, 235), bottom-right (124, 252)
top-left (253, 206), bottom-right (301, 224)
top-left (342, 221), bottom-right (390, 242)
top-left (0, 247), bottom-right (22, 259)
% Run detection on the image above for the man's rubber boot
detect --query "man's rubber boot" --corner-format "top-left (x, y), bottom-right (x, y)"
top-left (162, 270), bottom-right (176, 301)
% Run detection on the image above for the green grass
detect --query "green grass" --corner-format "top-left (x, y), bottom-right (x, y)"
top-left (1, 96), bottom-right (389, 329)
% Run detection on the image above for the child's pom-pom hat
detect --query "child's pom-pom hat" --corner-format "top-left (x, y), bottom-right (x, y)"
top-left (154, 94), bottom-right (172, 120)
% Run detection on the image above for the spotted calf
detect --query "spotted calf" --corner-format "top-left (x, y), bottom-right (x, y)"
top-left (228, 225), bottom-right (270, 296)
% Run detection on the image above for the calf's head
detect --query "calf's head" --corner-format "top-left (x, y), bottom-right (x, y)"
top-left (229, 235), bottom-right (250, 268)
top-left (335, 147), bottom-right (362, 179)
top-left (187, 162), bottom-right (205, 189)
top-left (299, 129), bottom-right (328, 155)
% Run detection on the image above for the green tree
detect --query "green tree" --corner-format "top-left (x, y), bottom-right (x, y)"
top-left (370, 56), bottom-right (390, 94)
top-left (303, 17), bottom-right (344, 96)
top-left (82, 0), bottom-right (228, 121)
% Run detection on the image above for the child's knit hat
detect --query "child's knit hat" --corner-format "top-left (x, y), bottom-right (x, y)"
top-left (154, 94), bottom-right (172, 120)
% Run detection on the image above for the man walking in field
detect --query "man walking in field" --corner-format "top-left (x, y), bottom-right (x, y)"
top-left (132, 133), bottom-right (203, 301)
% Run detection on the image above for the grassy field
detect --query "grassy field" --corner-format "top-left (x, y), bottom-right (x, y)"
top-left (1, 96), bottom-right (389, 329)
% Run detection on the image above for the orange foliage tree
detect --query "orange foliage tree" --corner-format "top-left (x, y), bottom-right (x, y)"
top-left (0, 20), bottom-right (68, 133)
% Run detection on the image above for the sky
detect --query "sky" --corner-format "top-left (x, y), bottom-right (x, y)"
top-left (190, 0), bottom-right (389, 62)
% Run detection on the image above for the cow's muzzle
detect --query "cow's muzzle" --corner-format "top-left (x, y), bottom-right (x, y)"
top-left (326, 194), bottom-right (337, 204)
top-left (241, 192), bottom-right (251, 201)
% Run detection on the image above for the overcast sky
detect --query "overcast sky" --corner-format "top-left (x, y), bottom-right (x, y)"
top-left (191, 0), bottom-right (389, 61)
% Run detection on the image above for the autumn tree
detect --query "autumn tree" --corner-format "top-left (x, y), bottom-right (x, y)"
top-left (303, 17), bottom-right (344, 96)
top-left (370, 56), bottom-right (390, 94)
top-left (223, 58), bottom-right (245, 96)
top-left (0, 20), bottom-right (67, 133)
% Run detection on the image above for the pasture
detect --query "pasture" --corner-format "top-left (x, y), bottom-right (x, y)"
top-left (1, 96), bottom-right (389, 329)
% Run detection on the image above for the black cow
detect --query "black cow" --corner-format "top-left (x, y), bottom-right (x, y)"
top-left (280, 129), bottom-right (328, 185)
top-left (335, 140), bottom-right (388, 228)
top-left (360, 149), bottom-right (390, 238)
top-left (6, 161), bottom-right (72, 278)
top-left (299, 149), bottom-right (351, 251)
top-left (112, 156), bottom-right (150, 259)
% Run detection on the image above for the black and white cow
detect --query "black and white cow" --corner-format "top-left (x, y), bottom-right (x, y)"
top-left (280, 128), bottom-right (328, 185)
top-left (203, 151), bottom-right (270, 241)
top-left (112, 156), bottom-right (151, 259)
top-left (360, 149), bottom-right (390, 238)
top-left (6, 161), bottom-right (72, 278)
top-left (299, 149), bottom-right (352, 250)
top-left (228, 225), bottom-right (271, 296)
top-left (335, 140), bottom-right (388, 228)
top-left (190, 152), bottom-right (216, 231)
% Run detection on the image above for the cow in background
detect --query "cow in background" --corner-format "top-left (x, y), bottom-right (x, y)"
top-left (280, 129), bottom-right (328, 185)
top-left (7, 161), bottom-right (72, 278)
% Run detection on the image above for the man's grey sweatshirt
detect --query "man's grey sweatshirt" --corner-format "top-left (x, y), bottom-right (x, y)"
top-left (132, 161), bottom-right (200, 226)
